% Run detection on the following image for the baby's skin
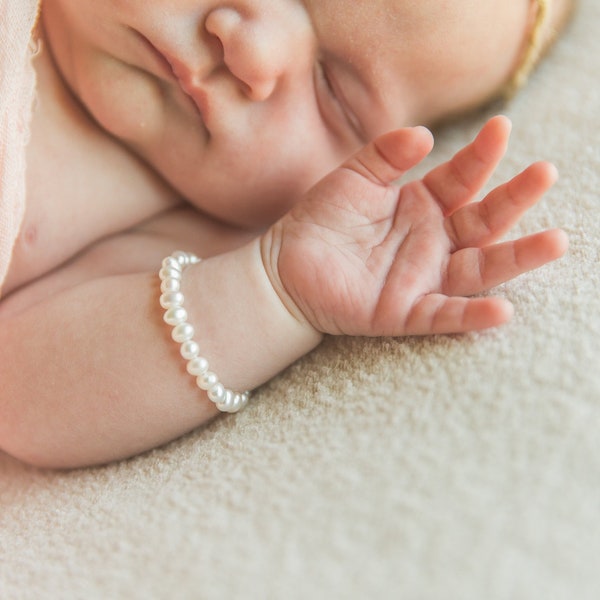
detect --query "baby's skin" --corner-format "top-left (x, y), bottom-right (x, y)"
top-left (0, 0), bottom-right (571, 467)
top-left (0, 116), bottom-right (567, 468)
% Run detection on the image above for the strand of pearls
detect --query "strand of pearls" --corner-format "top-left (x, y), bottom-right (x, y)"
top-left (159, 251), bottom-right (250, 414)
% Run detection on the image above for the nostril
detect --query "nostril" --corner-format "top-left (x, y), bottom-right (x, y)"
top-left (207, 32), bottom-right (225, 65)
top-left (204, 7), bottom-right (280, 102)
top-left (201, 17), bottom-right (225, 66)
top-left (244, 78), bottom-right (277, 102)
top-left (204, 7), bottom-right (242, 46)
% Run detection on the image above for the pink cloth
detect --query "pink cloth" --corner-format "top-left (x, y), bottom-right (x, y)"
top-left (0, 0), bottom-right (40, 296)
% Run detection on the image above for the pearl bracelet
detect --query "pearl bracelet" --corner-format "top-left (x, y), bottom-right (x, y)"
top-left (159, 251), bottom-right (250, 414)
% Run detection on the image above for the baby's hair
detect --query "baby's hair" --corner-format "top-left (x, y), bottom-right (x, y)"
top-left (503, 0), bottom-right (577, 98)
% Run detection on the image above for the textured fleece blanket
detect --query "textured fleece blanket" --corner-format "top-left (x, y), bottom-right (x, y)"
top-left (1, 1), bottom-right (599, 599)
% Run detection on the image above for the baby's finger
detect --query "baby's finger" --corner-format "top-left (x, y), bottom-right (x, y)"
top-left (445, 229), bottom-right (569, 297)
top-left (446, 161), bottom-right (558, 250)
top-left (423, 115), bottom-right (512, 215)
top-left (404, 294), bottom-right (513, 335)
top-left (344, 127), bottom-right (434, 187)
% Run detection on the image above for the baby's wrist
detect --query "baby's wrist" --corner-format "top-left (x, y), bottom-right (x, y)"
top-left (254, 237), bottom-right (323, 346)
top-left (171, 239), bottom-right (323, 394)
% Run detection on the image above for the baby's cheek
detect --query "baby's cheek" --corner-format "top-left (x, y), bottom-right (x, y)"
top-left (77, 57), bottom-right (165, 144)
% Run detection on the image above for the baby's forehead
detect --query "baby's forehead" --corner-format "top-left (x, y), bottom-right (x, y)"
top-left (312, 0), bottom-right (470, 28)
top-left (308, 0), bottom-right (528, 129)
top-left (310, 0), bottom-right (501, 57)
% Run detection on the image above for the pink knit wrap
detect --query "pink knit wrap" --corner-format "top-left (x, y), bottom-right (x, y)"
top-left (0, 0), bottom-right (40, 295)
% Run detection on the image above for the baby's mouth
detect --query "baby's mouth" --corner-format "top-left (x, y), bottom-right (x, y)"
top-left (136, 32), bottom-right (210, 127)
top-left (169, 65), bottom-right (211, 125)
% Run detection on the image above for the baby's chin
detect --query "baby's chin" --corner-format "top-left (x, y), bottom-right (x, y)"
top-left (186, 195), bottom-right (296, 232)
top-left (168, 172), bottom-right (313, 233)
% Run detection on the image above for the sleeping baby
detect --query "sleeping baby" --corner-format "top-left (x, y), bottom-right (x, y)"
top-left (0, 0), bottom-right (574, 467)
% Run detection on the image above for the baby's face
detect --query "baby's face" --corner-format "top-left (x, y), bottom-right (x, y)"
top-left (42, 0), bottom-right (529, 227)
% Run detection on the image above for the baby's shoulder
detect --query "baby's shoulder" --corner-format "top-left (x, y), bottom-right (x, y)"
top-left (5, 44), bottom-right (180, 295)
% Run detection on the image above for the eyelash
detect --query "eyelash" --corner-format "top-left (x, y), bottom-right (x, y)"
top-left (315, 62), bottom-right (347, 132)
top-left (316, 62), bottom-right (363, 143)
top-left (319, 62), bottom-right (335, 97)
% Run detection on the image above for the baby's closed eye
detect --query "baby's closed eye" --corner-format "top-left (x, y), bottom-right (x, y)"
top-left (314, 61), bottom-right (364, 144)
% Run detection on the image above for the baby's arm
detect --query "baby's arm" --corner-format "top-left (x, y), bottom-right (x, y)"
top-left (0, 117), bottom-right (566, 469)
top-left (0, 234), bottom-right (321, 468)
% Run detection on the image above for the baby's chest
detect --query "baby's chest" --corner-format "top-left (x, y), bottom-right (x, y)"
top-left (5, 90), bottom-right (178, 295)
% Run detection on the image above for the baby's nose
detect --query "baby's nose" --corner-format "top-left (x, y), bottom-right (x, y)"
top-left (204, 5), bottom-right (313, 102)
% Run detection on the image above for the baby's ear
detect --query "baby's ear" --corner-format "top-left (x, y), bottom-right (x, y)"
top-left (344, 127), bottom-right (434, 186)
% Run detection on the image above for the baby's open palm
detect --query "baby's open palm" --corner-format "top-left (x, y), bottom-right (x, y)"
top-left (263, 117), bottom-right (567, 336)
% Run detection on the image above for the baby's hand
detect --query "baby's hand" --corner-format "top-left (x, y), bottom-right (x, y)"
top-left (261, 116), bottom-right (568, 336)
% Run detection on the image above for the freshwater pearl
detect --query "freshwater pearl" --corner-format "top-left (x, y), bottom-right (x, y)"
top-left (159, 266), bottom-right (182, 281)
top-left (237, 392), bottom-right (250, 410)
top-left (160, 278), bottom-right (181, 294)
top-left (208, 383), bottom-right (226, 403)
top-left (224, 390), bottom-right (236, 409)
top-left (162, 256), bottom-right (183, 271)
top-left (172, 251), bottom-right (192, 266)
top-left (197, 371), bottom-right (218, 391)
top-left (180, 340), bottom-right (200, 360)
top-left (159, 251), bottom-right (250, 413)
top-left (172, 323), bottom-right (194, 343)
top-left (164, 306), bottom-right (187, 326)
top-left (187, 357), bottom-right (209, 376)
top-left (232, 393), bottom-right (243, 412)
top-left (160, 292), bottom-right (184, 309)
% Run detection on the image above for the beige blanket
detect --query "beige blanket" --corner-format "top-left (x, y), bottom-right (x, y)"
top-left (1, 1), bottom-right (599, 598)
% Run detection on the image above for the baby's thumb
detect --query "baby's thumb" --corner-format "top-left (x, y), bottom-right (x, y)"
top-left (344, 127), bottom-right (434, 186)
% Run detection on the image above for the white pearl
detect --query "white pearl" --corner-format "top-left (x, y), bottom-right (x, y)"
top-left (159, 252), bottom-right (252, 414)
top-left (164, 306), bottom-right (187, 326)
top-left (159, 266), bottom-right (182, 281)
top-left (227, 392), bottom-right (241, 413)
top-left (215, 391), bottom-right (234, 413)
top-left (160, 292), bottom-right (184, 309)
top-left (172, 323), bottom-right (194, 343)
top-left (197, 371), bottom-right (218, 391)
top-left (232, 393), bottom-right (244, 413)
top-left (222, 389), bottom-right (235, 408)
top-left (217, 390), bottom-right (235, 413)
top-left (208, 383), bottom-right (226, 403)
top-left (172, 251), bottom-right (192, 266)
top-left (162, 256), bottom-right (183, 271)
top-left (160, 278), bottom-right (181, 293)
top-left (180, 340), bottom-right (200, 360)
top-left (187, 357), bottom-right (209, 376)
